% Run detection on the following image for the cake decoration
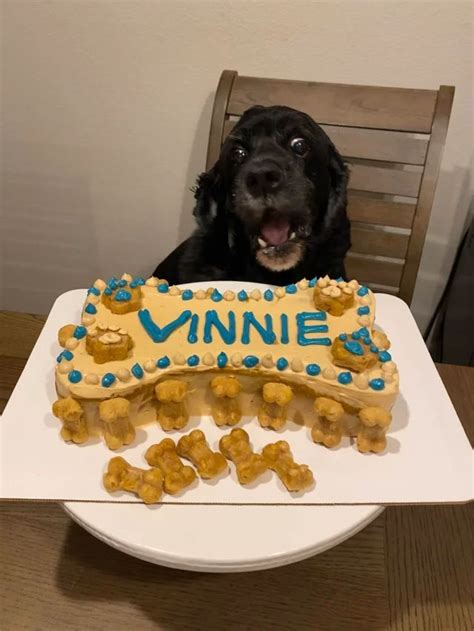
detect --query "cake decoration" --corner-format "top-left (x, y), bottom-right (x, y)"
top-left (52, 274), bottom-right (399, 457)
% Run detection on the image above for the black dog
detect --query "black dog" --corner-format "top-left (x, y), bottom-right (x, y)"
top-left (153, 105), bottom-right (350, 285)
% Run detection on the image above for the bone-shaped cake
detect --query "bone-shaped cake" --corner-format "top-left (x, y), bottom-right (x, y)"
top-left (53, 274), bottom-right (399, 453)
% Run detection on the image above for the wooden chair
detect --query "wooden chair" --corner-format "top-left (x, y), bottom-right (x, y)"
top-left (206, 70), bottom-right (454, 304)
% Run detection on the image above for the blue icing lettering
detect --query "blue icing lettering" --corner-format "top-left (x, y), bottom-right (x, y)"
top-left (357, 286), bottom-right (368, 297)
top-left (242, 312), bottom-right (276, 344)
top-left (182, 289), bottom-right (193, 301)
top-left (263, 289), bottom-right (273, 301)
top-left (306, 363), bottom-right (321, 376)
top-left (285, 284), bottom-right (297, 294)
top-left (203, 310), bottom-right (236, 344)
top-left (296, 312), bottom-right (330, 346)
top-left (187, 354), bottom-right (199, 367)
top-left (131, 363), bottom-right (144, 379)
top-left (280, 314), bottom-right (289, 344)
top-left (104, 287), bottom-right (112, 296)
top-left (114, 289), bottom-right (132, 302)
top-left (369, 378), bottom-right (385, 390)
top-left (138, 309), bottom-right (192, 343)
top-left (379, 350), bottom-right (392, 362)
top-left (157, 283), bottom-right (169, 293)
top-left (338, 371), bottom-right (352, 385)
top-left (68, 370), bottom-right (82, 383)
top-left (276, 357), bottom-right (288, 371)
top-left (102, 373), bottom-right (116, 387)
top-left (217, 352), bottom-right (228, 368)
top-left (308, 277), bottom-right (317, 287)
top-left (118, 279), bottom-right (127, 287)
top-left (357, 306), bottom-right (370, 316)
top-left (339, 333), bottom-right (348, 341)
top-left (85, 303), bottom-right (97, 314)
top-left (187, 314), bottom-right (199, 343)
top-left (237, 290), bottom-right (248, 301)
top-left (74, 326), bottom-right (87, 340)
top-left (344, 340), bottom-right (364, 356)
top-left (243, 355), bottom-right (259, 368)
top-left (157, 356), bottom-right (170, 369)
top-left (211, 289), bottom-right (223, 302)
top-left (87, 287), bottom-right (100, 296)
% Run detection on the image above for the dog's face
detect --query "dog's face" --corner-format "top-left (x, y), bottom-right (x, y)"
top-left (194, 105), bottom-right (348, 273)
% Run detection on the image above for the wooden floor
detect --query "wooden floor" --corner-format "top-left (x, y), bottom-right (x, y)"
top-left (1, 311), bottom-right (473, 630)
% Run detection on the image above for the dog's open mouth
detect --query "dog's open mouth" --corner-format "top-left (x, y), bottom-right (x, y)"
top-left (254, 212), bottom-right (309, 272)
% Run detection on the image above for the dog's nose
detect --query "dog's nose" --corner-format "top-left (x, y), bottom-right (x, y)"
top-left (245, 163), bottom-right (282, 197)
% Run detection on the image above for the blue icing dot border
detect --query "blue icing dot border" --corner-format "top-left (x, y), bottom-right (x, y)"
top-left (181, 289), bottom-right (193, 301)
top-left (118, 279), bottom-right (128, 287)
top-left (379, 350), bottom-right (392, 362)
top-left (285, 284), bottom-right (297, 294)
top-left (308, 277), bottom-right (317, 287)
top-left (357, 306), bottom-right (370, 316)
top-left (187, 354), bottom-right (199, 367)
top-left (157, 356), bottom-right (170, 369)
top-left (338, 371), bottom-right (353, 385)
top-left (68, 370), bottom-right (82, 383)
top-left (211, 289), bottom-right (223, 302)
top-left (276, 357), bottom-right (288, 371)
top-left (102, 373), bottom-right (116, 387)
top-left (217, 352), bottom-right (228, 368)
top-left (87, 287), bottom-right (100, 296)
top-left (131, 363), bottom-right (144, 379)
top-left (243, 355), bottom-right (259, 368)
top-left (357, 286), bottom-right (368, 297)
top-left (85, 303), bottom-right (97, 314)
top-left (369, 378), bottom-right (385, 390)
top-left (57, 350), bottom-right (74, 363)
top-left (263, 289), bottom-right (273, 301)
top-left (237, 290), bottom-right (247, 301)
top-left (306, 363), bottom-right (321, 376)
top-left (73, 325), bottom-right (87, 340)
top-left (157, 283), bottom-right (169, 293)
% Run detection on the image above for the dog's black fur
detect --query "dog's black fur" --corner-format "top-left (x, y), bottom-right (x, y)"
top-left (153, 105), bottom-right (351, 284)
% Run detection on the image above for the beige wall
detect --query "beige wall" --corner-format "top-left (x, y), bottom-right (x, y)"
top-left (1, 0), bottom-right (472, 330)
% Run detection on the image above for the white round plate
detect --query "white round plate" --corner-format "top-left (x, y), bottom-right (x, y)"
top-left (63, 502), bottom-right (383, 572)
top-left (63, 280), bottom-right (382, 572)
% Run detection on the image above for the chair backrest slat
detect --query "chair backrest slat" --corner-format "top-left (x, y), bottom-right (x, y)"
top-left (207, 70), bottom-right (454, 304)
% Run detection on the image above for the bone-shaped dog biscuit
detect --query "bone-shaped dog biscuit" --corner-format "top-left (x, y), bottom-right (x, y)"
top-left (210, 375), bottom-right (242, 426)
top-left (145, 438), bottom-right (196, 494)
top-left (103, 456), bottom-right (163, 504)
top-left (258, 382), bottom-right (293, 430)
top-left (219, 428), bottom-right (268, 485)
top-left (52, 397), bottom-right (88, 444)
top-left (177, 429), bottom-right (228, 479)
top-left (357, 406), bottom-right (392, 453)
top-left (155, 380), bottom-right (189, 431)
top-left (99, 397), bottom-right (135, 450)
top-left (262, 440), bottom-right (314, 492)
top-left (312, 396), bottom-right (345, 448)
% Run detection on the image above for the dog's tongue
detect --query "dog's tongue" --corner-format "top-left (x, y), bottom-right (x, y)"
top-left (260, 217), bottom-right (290, 246)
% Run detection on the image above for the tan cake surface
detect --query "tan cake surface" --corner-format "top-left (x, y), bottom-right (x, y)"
top-left (55, 275), bottom-right (398, 409)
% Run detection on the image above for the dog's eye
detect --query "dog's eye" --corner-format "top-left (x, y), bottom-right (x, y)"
top-left (290, 137), bottom-right (309, 157)
top-left (232, 147), bottom-right (248, 164)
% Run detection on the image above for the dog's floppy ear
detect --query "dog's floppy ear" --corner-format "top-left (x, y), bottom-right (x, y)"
top-left (323, 142), bottom-right (349, 230)
top-left (192, 162), bottom-right (227, 230)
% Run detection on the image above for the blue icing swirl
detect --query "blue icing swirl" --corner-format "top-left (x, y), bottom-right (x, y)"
top-left (181, 289), bottom-right (193, 301)
top-left (115, 289), bottom-right (132, 302)
top-left (357, 306), bottom-right (370, 316)
top-left (68, 370), bottom-right (82, 383)
top-left (131, 363), bottom-right (144, 379)
top-left (118, 279), bottom-right (127, 287)
top-left (263, 289), bottom-right (273, 301)
top-left (338, 371), bottom-right (353, 385)
top-left (73, 325), bottom-right (87, 340)
top-left (57, 350), bottom-right (73, 362)
top-left (85, 303), bottom-right (97, 314)
top-left (187, 314), bottom-right (199, 343)
top-left (211, 289), bottom-right (223, 302)
top-left (217, 352), bottom-right (228, 368)
top-left (102, 373), bottom-right (116, 387)
top-left (187, 354), bottom-right (199, 367)
top-left (157, 283), bottom-right (169, 293)
top-left (357, 286), bottom-right (369, 297)
top-left (237, 290), bottom-right (248, 301)
top-left (87, 287), bottom-right (100, 296)
top-left (285, 284), bottom-right (297, 294)
top-left (157, 356), bottom-right (170, 369)
top-left (243, 355), bottom-right (259, 368)
top-left (379, 350), bottom-right (392, 362)
top-left (104, 287), bottom-right (113, 296)
top-left (339, 333), bottom-right (348, 341)
top-left (276, 357), bottom-right (288, 371)
top-left (306, 363), bottom-right (321, 376)
top-left (344, 340), bottom-right (364, 356)
top-left (369, 378), bottom-right (385, 391)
